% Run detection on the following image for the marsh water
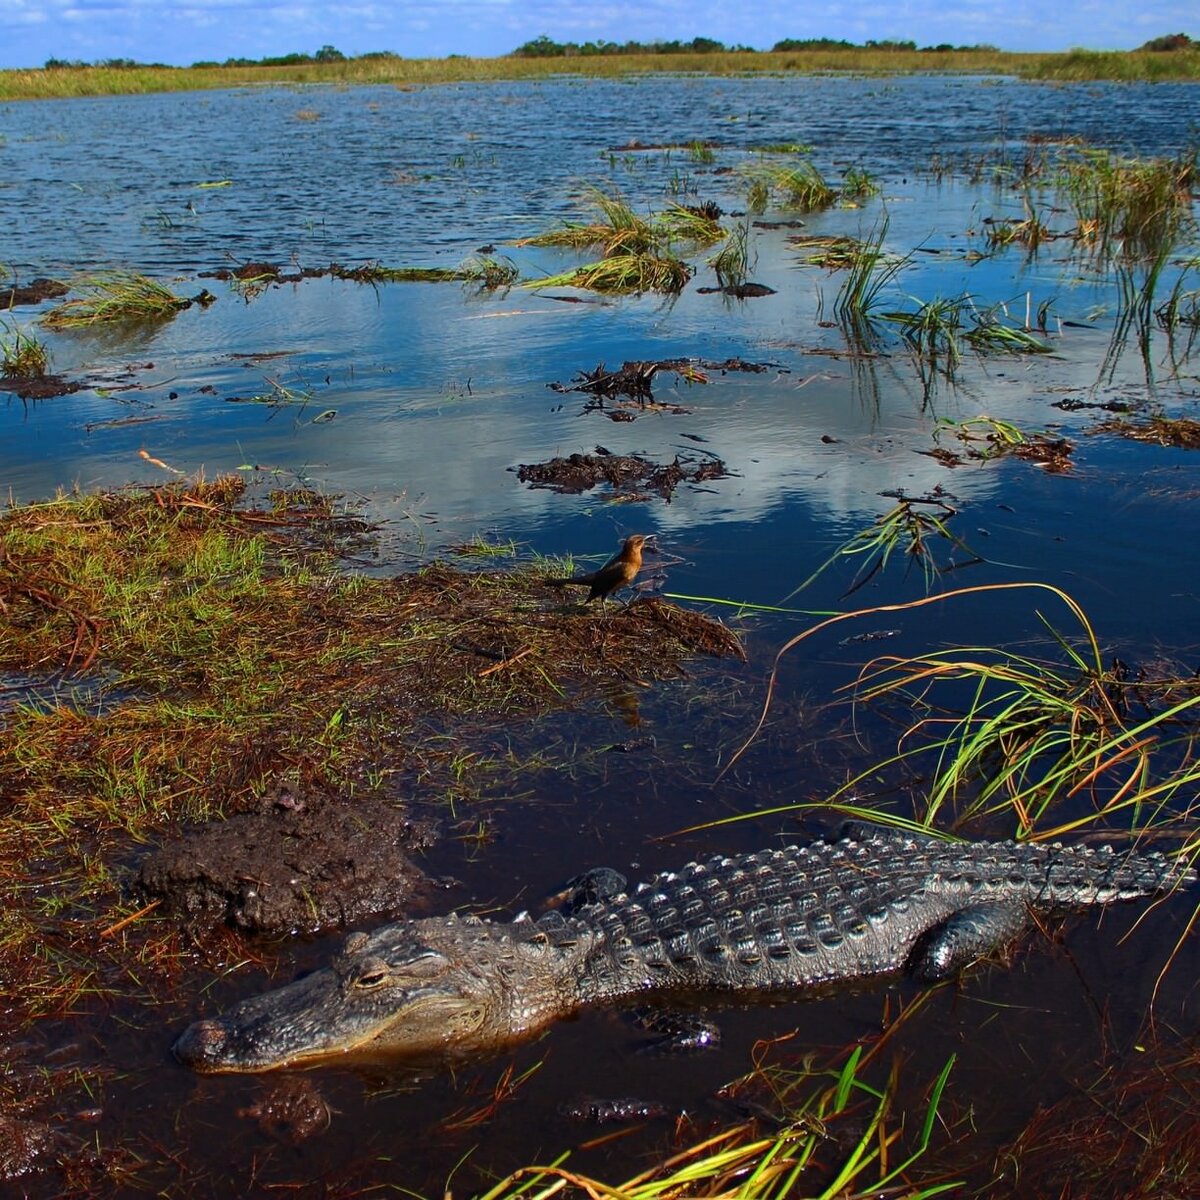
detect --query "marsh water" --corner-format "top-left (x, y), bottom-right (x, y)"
top-left (3, 74), bottom-right (1200, 1195)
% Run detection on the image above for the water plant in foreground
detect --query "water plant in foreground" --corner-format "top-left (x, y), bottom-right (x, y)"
top-left (724, 583), bottom-right (1200, 844)
top-left (39, 270), bottom-right (210, 329)
top-left (474, 1040), bottom-right (958, 1200)
top-left (1062, 146), bottom-right (1197, 260)
top-left (0, 322), bottom-right (51, 376)
top-left (784, 496), bottom-right (982, 600)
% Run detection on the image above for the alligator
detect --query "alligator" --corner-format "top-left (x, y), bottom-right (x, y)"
top-left (174, 828), bottom-right (1194, 1072)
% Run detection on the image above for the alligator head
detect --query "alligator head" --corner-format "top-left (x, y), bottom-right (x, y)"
top-left (174, 913), bottom-right (583, 1073)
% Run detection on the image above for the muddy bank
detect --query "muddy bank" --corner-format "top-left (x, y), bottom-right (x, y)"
top-left (136, 786), bottom-right (437, 935)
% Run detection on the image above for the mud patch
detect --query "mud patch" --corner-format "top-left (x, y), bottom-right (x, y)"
top-left (0, 374), bottom-right (83, 400)
top-left (1, 278), bottom-right (69, 309)
top-left (135, 787), bottom-right (436, 936)
top-left (515, 448), bottom-right (730, 500)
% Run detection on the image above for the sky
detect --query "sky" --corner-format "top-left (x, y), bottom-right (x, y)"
top-left (0, 0), bottom-right (1194, 69)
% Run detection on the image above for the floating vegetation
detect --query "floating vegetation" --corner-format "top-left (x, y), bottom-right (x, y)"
top-left (517, 187), bottom-right (700, 293)
top-left (876, 293), bottom-right (1053, 387)
top-left (516, 186), bottom-right (656, 256)
top-left (330, 254), bottom-right (518, 288)
top-left (927, 416), bottom-right (1074, 472)
top-left (516, 447), bottom-right (729, 500)
top-left (840, 164), bottom-right (880, 199)
top-left (40, 271), bottom-right (213, 329)
top-left (791, 233), bottom-right (879, 270)
top-left (984, 192), bottom-right (1052, 249)
top-left (655, 199), bottom-right (727, 245)
top-left (0, 323), bottom-right (50, 377)
top-left (526, 250), bottom-right (691, 294)
top-left (1092, 414), bottom-right (1200, 449)
top-left (745, 159), bottom-right (839, 210)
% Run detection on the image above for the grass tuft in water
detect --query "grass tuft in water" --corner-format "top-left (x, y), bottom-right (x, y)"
top-left (1, 323), bottom-right (51, 376)
top-left (1062, 147), bottom-right (1197, 260)
top-left (40, 271), bottom-right (198, 329)
top-left (526, 250), bottom-right (692, 294)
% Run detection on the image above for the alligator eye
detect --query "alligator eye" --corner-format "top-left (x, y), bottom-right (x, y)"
top-left (353, 967), bottom-right (390, 990)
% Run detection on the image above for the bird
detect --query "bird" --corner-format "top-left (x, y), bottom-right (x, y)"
top-left (547, 534), bottom-right (649, 603)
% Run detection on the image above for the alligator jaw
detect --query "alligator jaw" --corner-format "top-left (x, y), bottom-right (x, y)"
top-left (173, 914), bottom-right (579, 1073)
top-left (173, 963), bottom-right (482, 1073)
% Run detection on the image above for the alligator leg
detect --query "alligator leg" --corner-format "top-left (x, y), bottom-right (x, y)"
top-left (908, 901), bottom-right (1033, 982)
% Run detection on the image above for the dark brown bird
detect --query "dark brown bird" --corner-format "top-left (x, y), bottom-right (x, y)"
top-left (547, 534), bottom-right (648, 603)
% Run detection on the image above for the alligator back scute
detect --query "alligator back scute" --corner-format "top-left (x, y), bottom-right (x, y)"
top-left (573, 835), bottom-right (1194, 1002)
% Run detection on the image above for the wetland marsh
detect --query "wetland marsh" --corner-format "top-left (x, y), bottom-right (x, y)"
top-left (2, 72), bottom-right (1200, 1197)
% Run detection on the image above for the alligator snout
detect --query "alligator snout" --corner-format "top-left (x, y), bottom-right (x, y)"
top-left (173, 1018), bottom-right (230, 1069)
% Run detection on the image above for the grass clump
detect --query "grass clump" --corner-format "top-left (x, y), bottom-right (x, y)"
top-left (526, 249), bottom-right (691, 295)
top-left (40, 271), bottom-right (205, 329)
top-left (745, 159), bottom-right (839, 211)
top-left (1062, 147), bottom-right (1197, 259)
top-left (517, 186), bottom-right (657, 255)
top-left (518, 187), bottom-right (695, 294)
top-left (1, 323), bottom-right (51, 376)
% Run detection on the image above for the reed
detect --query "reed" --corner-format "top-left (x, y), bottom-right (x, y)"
top-left (1062, 147), bottom-right (1197, 260)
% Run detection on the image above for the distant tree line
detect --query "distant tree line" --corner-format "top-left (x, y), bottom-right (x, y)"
top-left (36, 34), bottom-right (1196, 73)
top-left (1138, 33), bottom-right (1193, 50)
top-left (42, 45), bottom-right (400, 70)
top-left (509, 35), bottom-right (1000, 57)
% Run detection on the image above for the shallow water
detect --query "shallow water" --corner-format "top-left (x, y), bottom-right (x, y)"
top-left (2, 74), bottom-right (1200, 1196)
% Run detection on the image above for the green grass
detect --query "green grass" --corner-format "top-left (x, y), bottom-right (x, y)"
top-left (4, 49), bottom-right (1198, 102)
top-left (474, 1039), bottom-right (958, 1200)
top-left (1, 322), bottom-right (51, 376)
top-left (722, 582), bottom-right (1200, 845)
top-left (40, 271), bottom-right (197, 329)
top-left (524, 249), bottom-right (692, 294)
top-left (1062, 147), bottom-right (1197, 260)
top-left (784, 497), bottom-right (982, 599)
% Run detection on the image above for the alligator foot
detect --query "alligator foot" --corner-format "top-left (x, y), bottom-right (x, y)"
top-left (908, 901), bottom-right (1032, 981)
top-left (628, 1006), bottom-right (722, 1054)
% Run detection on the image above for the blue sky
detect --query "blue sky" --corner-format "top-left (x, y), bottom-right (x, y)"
top-left (0, 0), bottom-right (1193, 69)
